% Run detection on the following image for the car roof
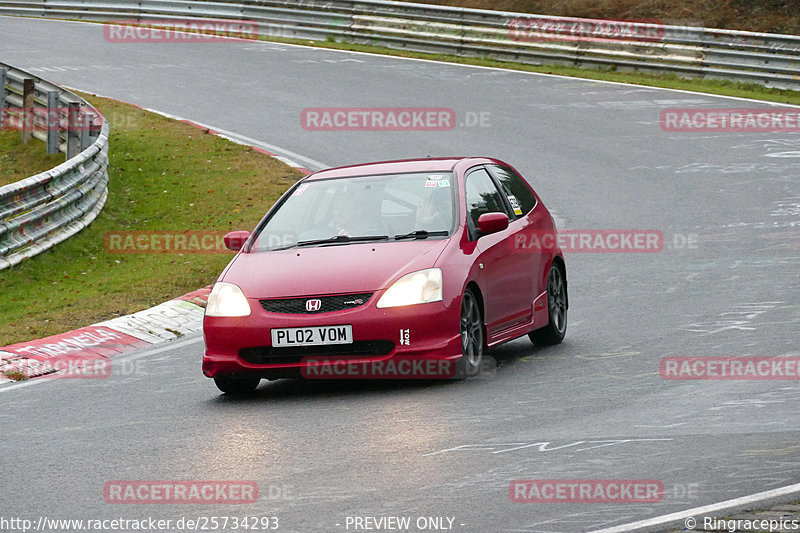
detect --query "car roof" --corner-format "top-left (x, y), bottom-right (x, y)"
top-left (304, 157), bottom-right (503, 181)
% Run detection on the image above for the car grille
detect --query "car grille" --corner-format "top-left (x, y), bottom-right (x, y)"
top-left (239, 341), bottom-right (395, 365)
top-left (259, 293), bottom-right (373, 314)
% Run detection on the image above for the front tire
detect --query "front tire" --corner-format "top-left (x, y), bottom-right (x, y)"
top-left (457, 289), bottom-right (484, 378)
top-left (529, 263), bottom-right (567, 346)
top-left (213, 375), bottom-right (260, 394)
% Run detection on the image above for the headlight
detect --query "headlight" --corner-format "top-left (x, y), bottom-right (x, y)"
top-left (206, 282), bottom-right (251, 317)
top-left (377, 268), bottom-right (442, 308)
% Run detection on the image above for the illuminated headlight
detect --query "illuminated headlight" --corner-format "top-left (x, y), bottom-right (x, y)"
top-left (377, 268), bottom-right (443, 308)
top-left (206, 282), bottom-right (251, 317)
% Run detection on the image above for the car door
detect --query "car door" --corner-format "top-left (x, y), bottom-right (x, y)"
top-left (486, 163), bottom-right (551, 306)
top-left (463, 166), bottom-right (533, 340)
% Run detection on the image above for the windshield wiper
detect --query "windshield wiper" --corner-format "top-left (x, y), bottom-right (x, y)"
top-left (296, 234), bottom-right (390, 248)
top-left (394, 230), bottom-right (449, 240)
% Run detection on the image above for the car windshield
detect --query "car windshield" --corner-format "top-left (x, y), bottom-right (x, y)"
top-left (250, 171), bottom-right (456, 251)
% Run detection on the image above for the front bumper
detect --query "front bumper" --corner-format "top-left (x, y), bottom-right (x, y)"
top-left (202, 296), bottom-right (463, 379)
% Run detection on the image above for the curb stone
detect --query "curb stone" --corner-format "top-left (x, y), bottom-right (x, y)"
top-left (0, 286), bottom-right (211, 381)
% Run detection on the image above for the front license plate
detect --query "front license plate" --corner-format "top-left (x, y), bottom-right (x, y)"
top-left (271, 325), bottom-right (353, 347)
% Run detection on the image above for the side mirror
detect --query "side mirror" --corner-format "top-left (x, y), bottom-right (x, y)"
top-left (224, 230), bottom-right (251, 251)
top-left (477, 212), bottom-right (509, 236)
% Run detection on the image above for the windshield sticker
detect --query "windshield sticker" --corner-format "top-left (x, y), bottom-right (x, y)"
top-left (428, 174), bottom-right (445, 180)
top-left (508, 195), bottom-right (523, 215)
top-left (292, 183), bottom-right (310, 196)
top-left (425, 180), bottom-right (438, 187)
top-left (438, 179), bottom-right (450, 187)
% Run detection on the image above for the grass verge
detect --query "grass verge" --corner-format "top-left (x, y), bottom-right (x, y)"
top-left (0, 93), bottom-right (302, 346)
top-left (0, 130), bottom-right (66, 187)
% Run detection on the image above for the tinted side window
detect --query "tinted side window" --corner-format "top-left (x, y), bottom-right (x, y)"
top-left (488, 165), bottom-right (537, 218)
top-left (464, 167), bottom-right (508, 230)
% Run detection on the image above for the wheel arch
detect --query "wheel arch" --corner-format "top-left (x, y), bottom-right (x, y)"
top-left (464, 281), bottom-right (485, 313)
top-left (463, 281), bottom-right (487, 348)
top-left (551, 255), bottom-right (568, 310)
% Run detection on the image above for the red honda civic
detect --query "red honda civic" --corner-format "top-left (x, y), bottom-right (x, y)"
top-left (202, 157), bottom-right (567, 393)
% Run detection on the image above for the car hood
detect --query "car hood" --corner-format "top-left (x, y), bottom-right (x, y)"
top-left (221, 239), bottom-right (450, 298)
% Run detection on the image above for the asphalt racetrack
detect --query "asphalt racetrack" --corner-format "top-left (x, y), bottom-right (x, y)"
top-left (1, 16), bottom-right (799, 533)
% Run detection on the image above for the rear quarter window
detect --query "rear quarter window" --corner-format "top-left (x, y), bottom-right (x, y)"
top-left (488, 165), bottom-right (537, 218)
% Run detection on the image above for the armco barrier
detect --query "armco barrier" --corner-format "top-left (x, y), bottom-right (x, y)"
top-left (0, 62), bottom-right (109, 270)
top-left (0, 0), bottom-right (798, 90)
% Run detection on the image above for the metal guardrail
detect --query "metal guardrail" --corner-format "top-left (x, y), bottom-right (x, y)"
top-left (0, 0), bottom-right (798, 90)
top-left (0, 62), bottom-right (109, 270)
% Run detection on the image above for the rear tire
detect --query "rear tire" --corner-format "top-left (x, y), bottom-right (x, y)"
top-left (456, 289), bottom-right (484, 378)
top-left (213, 376), bottom-right (260, 394)
top-left (529, 264), bottom-right (567, 346)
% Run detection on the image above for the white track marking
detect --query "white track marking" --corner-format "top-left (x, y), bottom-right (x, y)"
top-left (588, 482), bottom-right (800, 533)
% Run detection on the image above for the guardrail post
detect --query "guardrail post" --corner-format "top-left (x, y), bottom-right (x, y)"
top-left (66, 101), bottom-right (80, 159)
top-left (46, 90), bottom-right (59, 154)
top-left (22, 78), bottom-right (34, 144)
top-left (0, 68), bottom-right (6, 132)
top-left (80, 109), bottom-right (91, 150)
